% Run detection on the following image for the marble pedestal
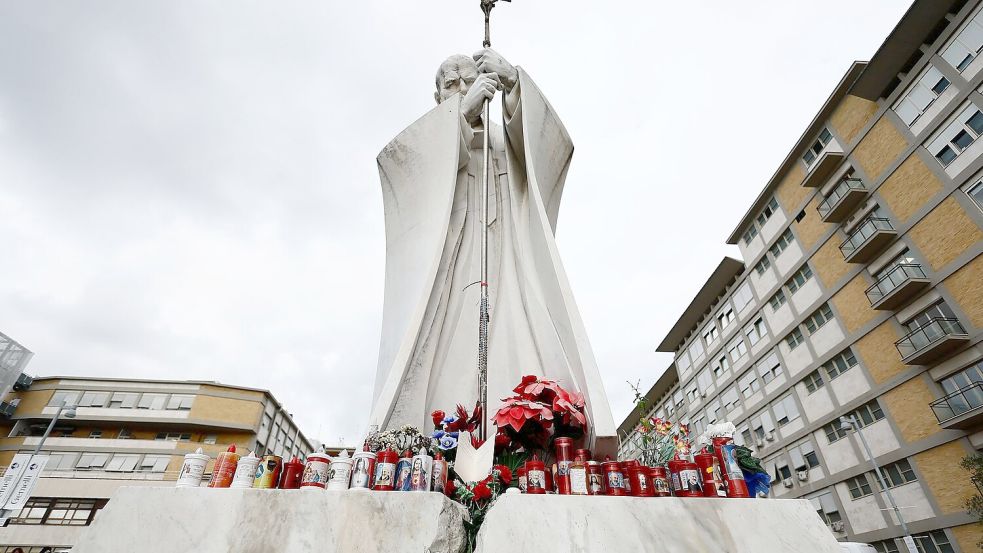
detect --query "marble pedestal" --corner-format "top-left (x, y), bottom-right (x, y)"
top-left (72, 487), bottom-right (841, 553)
top-left (475, 494), bottom-right (842, 553)
top-left (71, 487), bottom-right (468, 553)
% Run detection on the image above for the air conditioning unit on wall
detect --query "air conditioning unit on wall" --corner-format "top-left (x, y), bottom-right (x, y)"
top-left (796, 469), bottom-right (809, 482)
top-left (830, 521), bottom-right (845, 533)
top-left (782, 478), bottom-right (793, 488)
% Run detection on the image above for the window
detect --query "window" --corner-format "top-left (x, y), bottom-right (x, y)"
top-left (943, 9), bottom-right (983, 72)
top-left (726, 338), bottom-right (747, 362)
top-left (809, 491), bottom-right (842, 525)
top-left (686, 385), bottom-right (699, 403)
top-left (967, 181), bottom-right (983, 211)
top-left (851, 400), bottom-right (886, 428)
top-left (846, 473), bottom-right (873, 499)
top-left (45, 452), bottom-right (79, 471)
top-left (786, 264), bottom-right (814, 294)
top-left (676, 349), bottom-right (691, 371)
top-left (105, 454), bottom-right (140, 472)
top-left (721, 386), bottom-right (740, 412)
top-left (756, 197), bottom-right (779, 227)
top-left (803, 370), bottom-right (825, 394)
top-left (717, 306), bottom-right (735, 329)
top-left (696, 369), bottom-right (713, 394)
top-left (789, 440), bottom-right (819, 470)
top-left (109, 392), bottom-right (138, 408)
top-left (775, 461), bottom-right (792, 481)
top-left (166, 395), bottom-right (194, 410)
top-left (48, 391), bottom-right (81, 407)
top-left (784, 327), bottom-right (805, 350)
top-left (905, 301), bottom-right (957, 333)
top-left (673, 390), bottom-right (685, 413)
top-left (139, 455), bottom-right (171, 473)
top-left (750, 410), bottom-right (775, 441)
top-left (706, 399), bottom-right (722, 424)
top-left (773, 395), bottom-right (800, 426)
top-left (713, 355), bottom-right (730, 377)
top-left (940, 360), bottom-right (983, 394)
top-left (155, 432), bottom-right (192, 442)
top-left (823, 421), bottom-right (849, 444)
top-left (9, 497), bottom-right (103, 527)
top-left (732, 281), bottom-right (754, 312)
top-left (768, 289), bottom-right (786, 311)
top-left (823, 348), bottom-right (858, 379)
top-left (913, 530), bottom-right (954, 553)
top-left (802, 128), bottom-right (833, 166)
top-left (117, 428), bottom-right (132, 439)
top-left (78, 391), bottom-right (109, 407)
top-left (745, 318), bottom-right (766, 346)
top-left (738, 370), bottom-right (760, 398)
top-left (88, 430), bottom-right (102, 439)
top-left (804, 303), bottom-right (834, 334)
top-left (702, 322), bottom-right (719, 345)
top-left (769, 228), bottom-right (795, 258)
top-left (742, 225), bottom-right (758, 245)
top-left (877, 459), bottom-right (917, 489)
top-left (137, 393), bottom-right (168, 410)
top-left (687, 338), bottom-right (705, 363)
top-left (76, 453), bottom-right (110, 470)
top-left (691, 417), bottom-right (707, 438)
top-left (756, 350), bottom-right (783, 384)
top-left (929, 104), bottom-right (983, 166)
top-left (874, 249), bottom-right (917, 281)
top-left (871, 540), bottom-right (900, 553)
top-left (204, 434), bottom-right (218, 445)
top-left (894, 65), bottom-right (952, 126)
top-left (754, 256), bottom-right (771, 275)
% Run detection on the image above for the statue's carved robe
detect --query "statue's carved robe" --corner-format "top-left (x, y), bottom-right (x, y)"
top-left (372, 68), bottom-right (615, 453)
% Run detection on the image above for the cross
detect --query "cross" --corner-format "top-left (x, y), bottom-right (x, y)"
top-left (480, 0), bottom-right (511, 48)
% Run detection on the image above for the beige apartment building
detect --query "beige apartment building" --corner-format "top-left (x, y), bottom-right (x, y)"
top-left (0, 376), bottom-right (316, 552)
top-left (621, 1), bottom-right (983, 552)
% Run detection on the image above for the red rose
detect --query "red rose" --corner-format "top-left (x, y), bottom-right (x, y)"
top-left (473, 481), bottom-right (492, 501)
top-left (493, 464), bottom-right (512, 485)
top-left (431, 410), bottom-right (445, 429)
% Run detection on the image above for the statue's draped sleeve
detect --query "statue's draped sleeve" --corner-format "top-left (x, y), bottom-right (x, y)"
top-left (371, 98), bottom-right (465, 427)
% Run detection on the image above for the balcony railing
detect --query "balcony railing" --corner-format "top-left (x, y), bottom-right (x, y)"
top-left (840, 217), bottom-right (896, 262)
top-left (931, 382), bottom-right (983, 424)
top-left (817, 178), bottom-right (866, 221)
top-left (895, 318), bottom-right (969, 364)
top-left (865, 264), bottom-right (930, 309)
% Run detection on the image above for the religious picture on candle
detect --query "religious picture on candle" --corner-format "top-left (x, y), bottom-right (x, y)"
top-left (396, 464), bottom-right (412, 491)
top-left (352, 458), bottom-right (370, 488)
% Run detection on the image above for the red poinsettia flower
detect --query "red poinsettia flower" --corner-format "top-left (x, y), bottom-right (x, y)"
top-left (431, 410), bottom-right (446, 429)
top-left (493, 397), bottom-right (553, 432)
top-left (473, 481), bottom-right (492, 501)
top-left (552, 388), bottom-right (587, 427)
top-left (493, 464), bottom-right (512, 485)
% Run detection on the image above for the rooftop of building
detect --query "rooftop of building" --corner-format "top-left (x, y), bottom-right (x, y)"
top-left (656, 257), bottom-right (745, 353)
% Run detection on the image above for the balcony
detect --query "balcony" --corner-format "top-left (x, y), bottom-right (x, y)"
top-left (801, 150), bottom-right (846, 188)
top-left (931, 382), bottom-right (983, 429)
top-left (895, 318), bottom-right (969, 365)
top-left (817, 178), bottom-right (867, 223)
top-left (865, 264), bottom-right (931, 310)
top-left (840, 217), bottom-right (897, 263)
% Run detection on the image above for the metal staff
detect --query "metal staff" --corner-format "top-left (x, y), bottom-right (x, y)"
top-left (476, 0), bottom-right (509, 442)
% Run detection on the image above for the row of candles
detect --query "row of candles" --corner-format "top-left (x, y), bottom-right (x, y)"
top-left (176, 435), bottom-right (751, 499)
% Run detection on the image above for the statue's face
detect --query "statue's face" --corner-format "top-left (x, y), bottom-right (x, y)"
top-left (435, 55), bottom-right (479, 104)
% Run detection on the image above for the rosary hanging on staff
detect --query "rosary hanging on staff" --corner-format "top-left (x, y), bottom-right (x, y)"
top-left (474, 0), bottom-right (511, 443)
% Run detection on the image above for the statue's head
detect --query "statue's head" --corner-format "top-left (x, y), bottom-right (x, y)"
top-left (434, 54), bottom-right (479, 105)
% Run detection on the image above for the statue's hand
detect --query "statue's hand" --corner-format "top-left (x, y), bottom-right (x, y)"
top-left (474, 48), bottom-right (518, 91)
top-left (461, 73), bottom-right (501, 125)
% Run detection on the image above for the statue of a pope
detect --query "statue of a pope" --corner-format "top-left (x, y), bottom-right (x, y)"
top-left (370, 49), bottom-right (615, 452)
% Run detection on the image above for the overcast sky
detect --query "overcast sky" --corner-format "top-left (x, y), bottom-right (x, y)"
top-left (0, 1), bottom-right (912, 447)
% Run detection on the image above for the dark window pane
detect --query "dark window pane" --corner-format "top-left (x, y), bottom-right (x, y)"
top-left (936, 146), bottom-right (957, 165)
top-left (932, 77), bottom-right (950, 95)
top-left (953, 129), bottom-right (974, 150)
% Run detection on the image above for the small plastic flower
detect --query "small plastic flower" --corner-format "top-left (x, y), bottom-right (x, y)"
top-left (472, 481), bottom-right (492, 501)
top-left (438, 434), bottom-right (458, 450)
top-left (492, 464), bottom-right (512, 485)
top-left (431, 410), bottom-right (446, 428)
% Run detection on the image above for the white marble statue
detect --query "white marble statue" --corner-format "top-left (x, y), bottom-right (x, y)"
top-left (370, 49), bottom-right (615, 453)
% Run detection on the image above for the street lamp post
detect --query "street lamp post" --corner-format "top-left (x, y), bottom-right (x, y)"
top-left (840, 415), bottom-right (918, 553)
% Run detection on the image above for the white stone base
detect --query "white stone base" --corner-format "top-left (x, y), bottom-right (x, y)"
top-left (72, 487), bottom-right (468, 553)
top-left (476, 494), bottom-right (842, 553)
top-left (72, 487), bottom-right (841, 553)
